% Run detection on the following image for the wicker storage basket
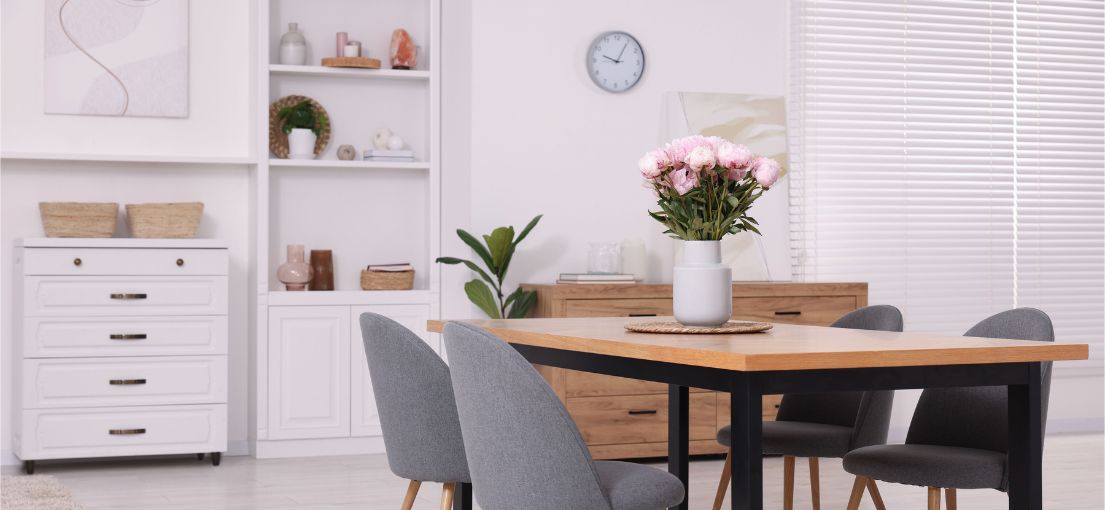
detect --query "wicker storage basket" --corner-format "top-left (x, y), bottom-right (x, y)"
top-left (39, 202), bottom-right (118, 238)
top-left (361, 269), bottom-right (415, 291)
top-left (125, 202), bottom-right (204, 238)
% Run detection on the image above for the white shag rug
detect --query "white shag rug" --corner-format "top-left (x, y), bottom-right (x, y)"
top-left (1, 475), bottom-right (83, 510)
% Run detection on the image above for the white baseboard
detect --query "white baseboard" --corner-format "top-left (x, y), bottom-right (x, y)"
top-left (0, 439), bottom-right (253, 467)
top-left (253, 436), bottom-right (386, 459)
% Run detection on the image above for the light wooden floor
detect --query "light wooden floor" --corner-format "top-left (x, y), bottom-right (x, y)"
top-left (4, 434), bottom-right (1101, 509)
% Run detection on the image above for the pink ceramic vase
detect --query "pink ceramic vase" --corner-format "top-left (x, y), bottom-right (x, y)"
top-left (277, 245), bottom-right (313, 291)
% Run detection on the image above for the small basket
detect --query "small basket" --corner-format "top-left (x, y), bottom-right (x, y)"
top-left (361, 269), bottom-right (415, 291)
top-left (125, 202), bottom-right (204, 238)
top-left (39, 202), bottom-right (118, 238)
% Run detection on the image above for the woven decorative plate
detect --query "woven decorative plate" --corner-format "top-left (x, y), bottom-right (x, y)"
top-left (625, 321), bottom-right (773, 334)
top-left (269, 95), bottom-right (331, 159)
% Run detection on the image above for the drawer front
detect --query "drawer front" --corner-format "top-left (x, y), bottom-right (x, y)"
top-left (733, 296), bottom-right (857, 326)
top-left (23, 248), bottom-right (228, 276)
top-left (23, 356), bottom-right (227, 408)
top-left (24, 316), bottom-right (228, 357)
top-left (564, 299), bottom-right (674, 318)
top-left (19, 404), bottom-right (227, 460)
top-left (568, 393), bottom-right (717, 446)
top-left (718, 393), bottom-right (783, 422)
top-left (565, 370), bottom-right (709, 398)
top-left (24, 276), bottom-right (228, 317)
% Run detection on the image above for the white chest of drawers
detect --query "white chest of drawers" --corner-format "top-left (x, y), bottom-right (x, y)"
top-left (13, 238), bottom-right (229, 474)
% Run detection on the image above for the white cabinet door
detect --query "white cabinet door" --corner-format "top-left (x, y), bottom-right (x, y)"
top-left (350, 305), bottom-right (432, 437)
top-left (267, 306), bottom-right (350, 440)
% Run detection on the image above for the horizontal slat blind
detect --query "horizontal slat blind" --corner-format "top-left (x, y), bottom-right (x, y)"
top-left (790, 0), bottom-right (1103, 362)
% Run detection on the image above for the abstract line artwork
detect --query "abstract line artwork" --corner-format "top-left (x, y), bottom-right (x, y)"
top-left (44, 0), bottom-right (189, 118)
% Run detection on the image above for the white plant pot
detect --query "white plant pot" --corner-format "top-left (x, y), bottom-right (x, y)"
top-left (288, 128), bottom-right (317, 160)
top-left (673, 240), bottom-right (732, 327)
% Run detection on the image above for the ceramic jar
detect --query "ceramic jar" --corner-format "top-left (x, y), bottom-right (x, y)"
top-left (279, 23), bottom-right (307, 65)
top-left (277, 245), bottom-right (312, 291)
top-left (673, 240), bottom-right (732, 327)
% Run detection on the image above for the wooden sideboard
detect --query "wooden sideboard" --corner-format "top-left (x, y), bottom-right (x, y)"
top-left (520, 282), bottom-right (868, 460)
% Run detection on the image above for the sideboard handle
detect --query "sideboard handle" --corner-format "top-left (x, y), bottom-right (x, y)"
top-left (108, 428), bottom-right (146, 435)
top-left (628, 313), bottom-right (657, 317)
top-left (774, 310), bottom-right (802, 316)
top-left (110, 293), bottom-right (148, 300)
top-left (109, 333), bottom-right (147, 340)
top-left (73, 258), bottom-right (82, 267)
top-left (627, 409), bottom-right (658, 416)
top-left (109, 379), bottom-right (147, 385)
top-left (176, 258), bottom-right (185, 267)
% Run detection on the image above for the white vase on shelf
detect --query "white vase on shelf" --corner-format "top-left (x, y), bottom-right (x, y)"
top-left (279, 23), bottom-right (307, 65)
top-left (673, 240), bottom-right (732, 327)
top-left (287, 128), bottom-right (317, 160)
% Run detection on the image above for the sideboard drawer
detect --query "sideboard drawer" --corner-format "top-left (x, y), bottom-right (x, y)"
top-left (565, 370), bottom-right (710, 398)
top-left (24, 276), bottom-right (228, 317)
top-left (732, 296), bottom-right (857, 326)
top-left (564, 299), bottom-right (674, 318)
top-left (24, 316), bottom-right (228, 358)
top-left (22, 356), bottom-right (227, 408)
top-left (23, 248), bottom-right (228, 276)
top-left (19, 404), bottom-right (227, 460)
top-left (568, 393), bottom-right (717, 446)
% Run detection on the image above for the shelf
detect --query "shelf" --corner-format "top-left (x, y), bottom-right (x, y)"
top-left (269, 65), bottom-right (430, 81)
top-left (0, 152), bottom-right (255, 165)
top-left (267, 289), bottom-right (435, 306)
top-left (17, 238), bottom-right (229, 249)
top-left (268, 159), bottom-right (429, 170)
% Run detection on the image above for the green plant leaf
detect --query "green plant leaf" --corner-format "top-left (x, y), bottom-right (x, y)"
top-left (512, 215), bottom-right (543, 246)
top-left (464, 279), bottom-right (501, 319)
top-left (507, 290), bottom-right (537, 318)
top-left (483, 227), bottom-right (514, 270)
top-left (456, 229), bottom-right (497, 273)
top-left (435, 257), bottom-right (497, 290)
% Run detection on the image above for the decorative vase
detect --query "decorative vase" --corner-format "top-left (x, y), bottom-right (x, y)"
top-left (279, 23), bottom-right (307, 65)
top-left (277, 245), bottom-right (312, 291)
top-left (287, 128), bottom-right (317, 160)
top-left (673, 240), bottom-right (732, 327)
top-left (309, 250), bottom-right (334, 291)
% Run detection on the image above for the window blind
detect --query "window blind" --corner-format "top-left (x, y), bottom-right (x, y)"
top-left (789, 0), bottom-right (1103, 365)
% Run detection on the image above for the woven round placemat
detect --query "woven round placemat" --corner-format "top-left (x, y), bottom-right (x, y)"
top-left (625, 321), bottom-right (773, 334)
top-left (269, 95), bottom-right (331, 159)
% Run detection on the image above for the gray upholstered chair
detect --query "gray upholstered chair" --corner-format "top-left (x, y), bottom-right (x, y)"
top-left (842, 308), bottom-right (1054, 510)
top-left (443, 321), bottom-right (685, 510)
top-left (712, 305), bottom-right (904, 510)
top-left (359, 313), bottom-right (470, 510)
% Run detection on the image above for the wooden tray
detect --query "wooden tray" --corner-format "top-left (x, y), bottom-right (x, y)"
top-left (321, 57), bottom-right (381, 69)
top-left (624, 321), bottom-right (773, 334)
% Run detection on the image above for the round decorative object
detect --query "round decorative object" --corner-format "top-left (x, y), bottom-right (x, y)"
top-left (624, 321), bottom-right (773, 335)
top-left (269, 95), bottom-right (331, 159)
top-left (337, 144), bottom-right (357, 160)
top-left (374, 128), bottom-right (393, 149)
top-left (386, 135), bottom-right (405, 151)
top-left (586, 31), bottom-right (645, 93)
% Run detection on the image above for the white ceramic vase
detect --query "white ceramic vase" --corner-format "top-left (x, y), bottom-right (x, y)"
top-left (288, 128), bottom-right (317, 160)
top-left (673, 240), bottom-right (732, 327)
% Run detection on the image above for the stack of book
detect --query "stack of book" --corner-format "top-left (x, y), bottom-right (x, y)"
top-left (557, 273), bottom-right (637, 284)
top-left (363, 149), bottom-right (416, 163)
top-left (367, 262), bottom-right (414, 272)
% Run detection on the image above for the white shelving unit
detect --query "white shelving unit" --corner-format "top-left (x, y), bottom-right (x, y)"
top-left (252, 0), bottom-right (441, 459)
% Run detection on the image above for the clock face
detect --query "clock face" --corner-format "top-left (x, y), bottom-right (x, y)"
top-left (586, 31), bottom-right (644, 93)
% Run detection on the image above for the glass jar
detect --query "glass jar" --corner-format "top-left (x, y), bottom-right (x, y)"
top-left (588, 242), bottom-right (621, 274)
top-left (279, 23), bottom-right (307, 65)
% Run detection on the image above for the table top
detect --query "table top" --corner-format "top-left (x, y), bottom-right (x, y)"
top-left (427, 317), bottom-right (1089, 372)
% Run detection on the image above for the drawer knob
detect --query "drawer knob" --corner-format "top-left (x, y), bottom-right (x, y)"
top-left (109, 378), bottom-right (147, 385)
top-left (627, 409), bottom-right (658, 416)
top-left (108, 428), bottom-right (146, 436)
top-left (109, 333), bottom-right (147, 340)
top-left (774, 310), bottom-right (802, 316)
top-left (73, 258), bottom-right (82, 267)
top-left (110, 293), bottom-right (148, 300)
top-left (176, 258), bottom-right (185, 267)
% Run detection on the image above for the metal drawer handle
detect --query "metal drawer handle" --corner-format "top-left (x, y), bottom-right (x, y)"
top-left (628, 313), bottom-right (657, 317)
top-left (109, 379), bottom-right (147, 385)
top-left (176, 258), bottom-right (185, 267)
top-left (774, 310), bottom-right (802, 316)
top-left (627, 409), bottom-right (658, 416)
top-left (108, 428), bottom-right (146, 435)
top-left (110, 293), bottom-right (148, 300)
top-left (73, 258), bottom-right (82, 267)
top-left (109, 333), bottom-right (147, 340)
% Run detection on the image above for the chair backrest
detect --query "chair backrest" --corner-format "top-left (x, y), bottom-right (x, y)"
top-left (444, 322), bottom-right (612, 510)
top-left (776, 305), bottom-right (903, 449)
top-left (906, 308), bottom-right (1054, 457)
top-left (359, 313), bottom-right (469, 483)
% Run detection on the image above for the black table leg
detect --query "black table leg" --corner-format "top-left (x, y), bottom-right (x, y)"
top-left (668, 384), bottom-right (690, 510)
top-left (453, 482), bottom-right (472, 510)
top-left (1008, 362), bottom-right (1043, 510)
top-left (729, 372), bottom-right (763, 510)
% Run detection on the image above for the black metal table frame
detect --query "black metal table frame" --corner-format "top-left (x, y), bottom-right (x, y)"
top-left (452, 344), bottom-right (1043, 510)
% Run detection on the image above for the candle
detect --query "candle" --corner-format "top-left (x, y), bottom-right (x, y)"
top-left (335, 32), bottom-right (348, 57)
top-left (343, 43), bottom-right (360, 58)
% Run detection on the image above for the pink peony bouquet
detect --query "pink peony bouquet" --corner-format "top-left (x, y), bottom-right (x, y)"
top-left (639, 135), bottom-right (781, 240)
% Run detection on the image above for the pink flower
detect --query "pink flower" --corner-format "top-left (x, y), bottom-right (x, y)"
top-left (684, 145), bottom-right (717, 174)
top-left (664, 135), bottom-right (710, 169)
top-left (638, 150), bottom-right (669, 179)
top-left (669, 168), bottom-right (699, 195)
top-left (717, 142), bottom-right (753, 171)
top-left (750, 157), bottom-right (781, 188)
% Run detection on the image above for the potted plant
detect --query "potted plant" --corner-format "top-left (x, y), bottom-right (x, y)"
top-left (639, 136), bottom-right (781, 326)
top-left (436, 215), bottom-right (542, 319)
top-left (277, 100), bottom-right (328, 160)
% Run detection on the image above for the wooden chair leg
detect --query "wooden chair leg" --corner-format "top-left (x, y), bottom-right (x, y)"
top-left (440, 482), bottom-right (456, 510)
top-left (845, 476), bottom-right (866, 510)
top-left (808, 457), bottom-right (820, 510)
top-left (781, 456), bottom-right (795, 510)
top-left (945, 488), bottom-right (957, 510)
top-left (401, 480), bottom-right (421, 510)
top-left (865, 478), bottom-right (886, 510)
top-left (927, 486), bottom-right (942, 510)
top-left (711, 449), bottom-right (733, 510)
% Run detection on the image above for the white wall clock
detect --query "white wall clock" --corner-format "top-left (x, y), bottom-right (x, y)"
top-left (586, 31), bottom-right (644, 93)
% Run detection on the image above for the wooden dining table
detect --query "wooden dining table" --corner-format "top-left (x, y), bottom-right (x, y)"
top-left (427, 316), bottom-right (1088, 510)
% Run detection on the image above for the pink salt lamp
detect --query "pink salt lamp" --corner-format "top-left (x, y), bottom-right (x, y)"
top-left (390, 29), bottom-right (417, 70)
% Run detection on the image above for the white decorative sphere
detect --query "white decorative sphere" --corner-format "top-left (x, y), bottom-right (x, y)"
top-left (374, 128), bottom-right (393, 150)
top-left (387, 135), bottom-right (405, 151)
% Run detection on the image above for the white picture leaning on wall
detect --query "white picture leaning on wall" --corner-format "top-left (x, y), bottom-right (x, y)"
top-left (44, 0), bottom-right (189, 118)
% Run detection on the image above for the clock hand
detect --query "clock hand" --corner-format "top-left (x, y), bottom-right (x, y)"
top-left (602, 55), bottom-right (618, 63)
top-left (615, 42), bottom-right (628, 63)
